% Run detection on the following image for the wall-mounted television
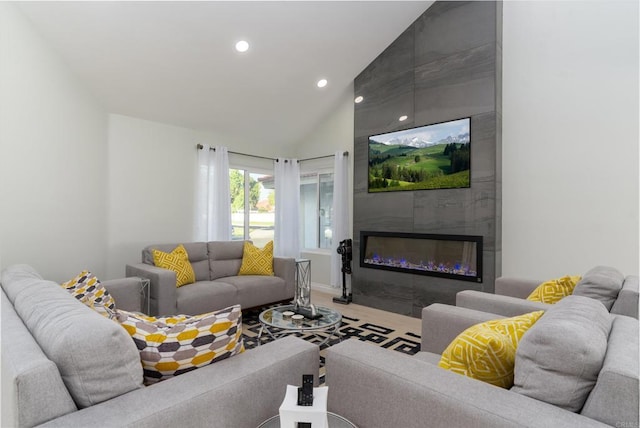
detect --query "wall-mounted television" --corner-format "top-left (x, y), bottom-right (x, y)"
top-left (368, 117), bottom-right (471, 192)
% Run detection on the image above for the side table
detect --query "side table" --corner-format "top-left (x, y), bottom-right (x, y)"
top-left (131, 276), bottom-right (150, 314)
top-left (294, 258), bottom-right (312, 307)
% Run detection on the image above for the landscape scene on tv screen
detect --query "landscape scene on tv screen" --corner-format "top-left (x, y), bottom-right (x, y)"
top-left (368, 117), bottom-right (470, 192)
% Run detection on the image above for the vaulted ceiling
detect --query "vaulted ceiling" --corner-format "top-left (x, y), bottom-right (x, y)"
top-left (17, 1), bottom-right (433, 149)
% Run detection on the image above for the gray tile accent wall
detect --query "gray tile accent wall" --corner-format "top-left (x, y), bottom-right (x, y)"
top-left (352, 1), bottom-right (502, 317)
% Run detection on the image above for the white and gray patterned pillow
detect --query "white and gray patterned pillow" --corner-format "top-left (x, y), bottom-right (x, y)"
top-left (116, 304), bottom-right (245, 385)
top-left (61, 270), bottom-right (116, 311)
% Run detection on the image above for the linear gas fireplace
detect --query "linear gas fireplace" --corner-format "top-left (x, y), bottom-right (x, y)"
top-left (360, 231), bottom-right (483, 283)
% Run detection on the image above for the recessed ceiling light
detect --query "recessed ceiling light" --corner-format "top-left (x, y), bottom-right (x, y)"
top-left (399, 115), bottom-right (408, 121)
top-left (317, 79), bottom-right (328, 88)
top-left (354, 96), bottom-right (364, 103)
top-left (235, 40), bottom-right (249, 53)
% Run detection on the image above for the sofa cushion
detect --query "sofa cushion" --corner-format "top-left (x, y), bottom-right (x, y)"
top-left (1, 265), bottom-right (144, 408)
top-left (572, 265), bottom-right (624, 310)
top-left (143, 242), bottom-right (210, 281)
top-left (177, 280), bottom-right (239, 315)
top-left (438, 311), bottom-right (544, 388)
top-left (61, 270), bottom-right (116, 312)
top-left (152, 244), bottom-right (196, 287)
top-left (238, 240), bottom-right (274, 276)
top-left (207, 240), bottom-right (245, 279)
top-left (512, 295), bottom-right (611, 412)
top-left (218, 275), bottom-right (288, 309)
top-left (116, 304), bottom-right (244, 385)
top-left (526, 275), bottom-right (581, 304)
top-left (1, 263), bottom-right (43, 284)
top-left (580, 315), bottom-right (639, 426)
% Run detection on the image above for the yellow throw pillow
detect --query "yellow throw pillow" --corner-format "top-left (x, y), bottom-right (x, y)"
top-left (526, 275), bottom-right (582, 304)
top-left (438, 311), bottom-right (544, 388)
top-left (152, 244), bottom-right (196, 287)
top-left (238, 240), bottom-right (274, 276)
top-left (116, 305), bottom-right (244, 385)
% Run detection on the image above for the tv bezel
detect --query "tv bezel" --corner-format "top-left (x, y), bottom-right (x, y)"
top-left (367, 116), bottom-right (471, 193)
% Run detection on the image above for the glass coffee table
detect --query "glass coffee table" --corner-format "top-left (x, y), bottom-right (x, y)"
top-left (257, 412), bottom-right (356, 428)
top-left (258, 305), bottom-right (342, 346)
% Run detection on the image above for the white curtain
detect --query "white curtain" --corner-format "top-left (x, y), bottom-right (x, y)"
top-left (274, 158), bottom-right (300, 258)
top-left (331, 151), bottom-right (350, 288)
top-left (194, 145), bottom-right (231, 241)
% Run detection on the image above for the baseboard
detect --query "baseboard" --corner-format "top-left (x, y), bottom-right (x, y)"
top-left (311, 282), bottom-right (340, 295)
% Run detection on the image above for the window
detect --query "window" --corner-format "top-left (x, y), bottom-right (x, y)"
top-left (300, 172), bottom-right (334, 250)
top-left (229, 168), bottom-right (275, 248)
top-left (228, 160), bottom-right (334, 251)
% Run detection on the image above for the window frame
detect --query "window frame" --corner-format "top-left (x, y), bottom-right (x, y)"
top-left (300, 166), bottom-right (334, 252)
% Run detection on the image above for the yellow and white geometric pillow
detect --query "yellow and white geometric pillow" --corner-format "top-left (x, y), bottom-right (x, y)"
top-left (526, 275), bottom-right (582, 304)
top-left (116, 304), bottom-right (245, 385)
top-left (438, 311), bottom-right (544, 388)
top-left (238, 240), bottom-right (274, 276)
top-left (82, 297), bottom-right (117, 320)
top-left (152, 244), bottom-right (196, 287)
top-left (61, 270), bottom-right (116, 311)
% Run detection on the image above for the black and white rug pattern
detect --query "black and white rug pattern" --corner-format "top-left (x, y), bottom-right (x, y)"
top-left (242, 307), bottom-right (421, 383)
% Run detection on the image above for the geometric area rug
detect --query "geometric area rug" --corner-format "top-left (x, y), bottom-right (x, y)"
top-left (241, 306), bottom-right (421, 384)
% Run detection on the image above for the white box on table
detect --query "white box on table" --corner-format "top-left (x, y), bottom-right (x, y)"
top-left (279, 384), bottom-right (328, 428)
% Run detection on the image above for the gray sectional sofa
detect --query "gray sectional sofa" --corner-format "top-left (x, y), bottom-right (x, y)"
top-left (326, 296), bottom-right (639, 428)
top-left (457, 266), bottom-right (639, 319)
top-left (1, 264), bottom-right (318, 428)
top-left (126, 240), bottom-right (295, 316)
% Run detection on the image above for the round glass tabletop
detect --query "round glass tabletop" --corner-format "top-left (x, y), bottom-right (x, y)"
top-left (259, 305), bottom-right (342, 331)
top-left (257, 412), bottom-right (356, 428)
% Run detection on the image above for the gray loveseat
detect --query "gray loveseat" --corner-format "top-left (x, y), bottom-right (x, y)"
top-left (126, 241), bottom-right (295, 316)
top-left (456, 265), bottom-right (639, 319)
top-left (1, 264), bottom-right (318, 428)
top-left (326, 296), bottom-right (639, 428)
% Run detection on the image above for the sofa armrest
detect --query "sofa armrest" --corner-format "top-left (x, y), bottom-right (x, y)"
top-left (611, 275), bottom-right (639, 319)
top-left (126, 263), bottom-right (177, 316)
top-left (456, 290), bottom-right (550, 317)
top-left (2, 290), bottom-right (78, 428)
top-left (273, 257), bottom-right (295, 297)
top-left (495, 277), bottom-right (541, 298)
top-left (421, 304), bottom-right (504, 354)
top-left (40, 337), bottom-right (320, 428)
top-left (102, 277), bottom-right (144, 312)
top-left (325, 340), bottom-right (609, 428)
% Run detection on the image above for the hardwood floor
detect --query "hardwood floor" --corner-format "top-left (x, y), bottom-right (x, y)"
top-left (311, 288), bottom-right (422, 338)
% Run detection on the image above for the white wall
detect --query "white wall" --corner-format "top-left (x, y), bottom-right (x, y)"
top-left (0, 2), bottom-right (109, 282)
top-left (502, 1), bottom-right (639, 278)
top-left (294, 83), bottom-right (355, 286)
top-left (106, 114), bottom-right (216, 278)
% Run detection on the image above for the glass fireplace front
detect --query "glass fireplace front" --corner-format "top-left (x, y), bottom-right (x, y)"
top-left (360, 231), bottom-right (483, 283)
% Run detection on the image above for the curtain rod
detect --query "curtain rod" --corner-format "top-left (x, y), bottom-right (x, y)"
top-left (196, 144), bottom-right (348, 163)
top-left (196, 144), bottom-right (276, 161)
top-left (300, 151), bottom-right (349, 162)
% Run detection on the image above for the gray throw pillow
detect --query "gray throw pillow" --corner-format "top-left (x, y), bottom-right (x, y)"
top-left (511, 295), bottom-right (612, 412)
top-left (572, 265), bottom-right (624, 310)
